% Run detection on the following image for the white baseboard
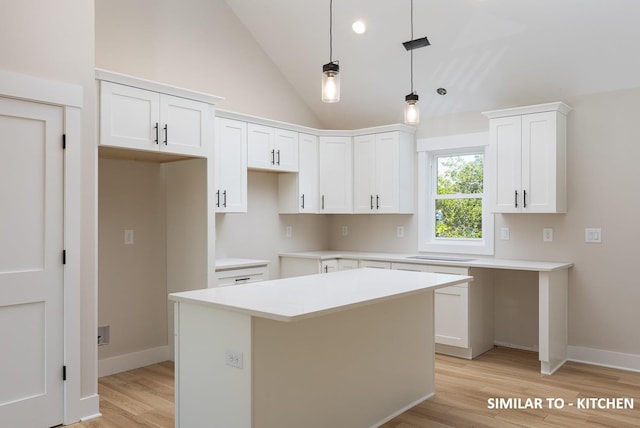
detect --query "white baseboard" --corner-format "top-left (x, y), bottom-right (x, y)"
top-left (568, 346), bottom-right (640, 373)
top-left (370, 392), bottom-right (434, 428)
top-left (98, 345), bottom-right (171, 378)
top-left (74, 394), bottom-right (100, 424)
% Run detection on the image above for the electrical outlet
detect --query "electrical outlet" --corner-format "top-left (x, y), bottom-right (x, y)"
top-left (124, 229), bottom-right (134, 245)
top-left (585, 228), bottom-right (602, 243)
top-left (285, 226), bottom-right (292, 238)
top-left (341, 226), bottom-right (348, 236)
top-left (225, 350), bottom-right (244, 369)
top-left (396, 226), bottom-right (405, 238)
top-left (501, 228), bottom-right (510, 241)
top-left (543, 228), bottom-right (553, 242)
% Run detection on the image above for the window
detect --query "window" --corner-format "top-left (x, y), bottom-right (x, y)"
top-left (418, 133), bottom-right (493, 255)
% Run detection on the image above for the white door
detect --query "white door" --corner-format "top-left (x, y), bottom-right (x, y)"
top-left (319, 136), bottom-right (352, 213)
top-left (273, 128), bottom-right (299, 172)
top-left (353, 134), bottom-right (376, 213)
top-left (490, 115), bottom-right (522, 213)
top-left (100, 81), bottom-right (160, 152)
top-left (374, 132), bottom-right (400, 213)
top-left (160, 94), bottom-right (208, 157)
top-left (0, 97), bottom-right (64, 427)
top-left (215, 118), bottom-right (247, 212)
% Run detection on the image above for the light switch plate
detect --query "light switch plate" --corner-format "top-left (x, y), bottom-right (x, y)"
top-left (285, 226), bottom-right (292, 238)
top-left (341, 226), bottom-right (348, 236)
top-left (585, 228), bottom-right (602, 243)
top-left (396, 226), bottom-right (405, 238)
top-left (124, 229), bottom-right (134, 245)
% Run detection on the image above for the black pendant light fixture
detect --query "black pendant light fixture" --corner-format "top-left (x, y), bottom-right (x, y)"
top-left (403, 0), bottom-right (430, 125)
top-left (322, 0), bottom-right (340, 103)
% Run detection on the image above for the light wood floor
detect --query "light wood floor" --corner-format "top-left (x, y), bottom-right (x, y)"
top-left (68, 347), bottom-right (640, 428)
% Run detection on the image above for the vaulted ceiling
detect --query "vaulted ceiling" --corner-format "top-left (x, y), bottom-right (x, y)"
top-left (225, 0), bottom-right (640, 129)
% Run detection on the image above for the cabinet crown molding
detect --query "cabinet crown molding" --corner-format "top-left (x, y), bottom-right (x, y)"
top-left (482, 101), bottom-right (572, 119)
top-left (95, 68), bottom-right (224, 106)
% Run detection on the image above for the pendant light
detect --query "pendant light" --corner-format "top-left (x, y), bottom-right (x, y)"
top-left (403, 0), bottom-right (429, 125)
top-left (322, 0), bottom-right (340, 103)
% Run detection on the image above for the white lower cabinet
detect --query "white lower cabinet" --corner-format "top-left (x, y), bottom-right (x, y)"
top-left (391, 262), bottom-right (494, 359)
top-left (214, 262), bottom-right (269, 287)
top-left (337, 259), bottom-right (359, 270)
top-left (321, 259), bottom-right (338, 273)
top-left (359, 260), bottom-right (391, 269)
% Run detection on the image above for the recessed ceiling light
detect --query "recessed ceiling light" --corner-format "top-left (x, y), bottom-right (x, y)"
top-left (352, 20), bottom-right (366, 34)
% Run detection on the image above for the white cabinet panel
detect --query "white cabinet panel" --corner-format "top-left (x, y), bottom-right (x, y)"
top-left (319, 136), bottom-right (352, 213)
top-left (485, 102), bottom-right (570, 213)
top-left (353, 131), bottom-right (413, 214)
top-left (215, 265), bottom-right (268, 287)
top-left (100, 81), bottom-right (209, 157)
top-left (434, 285), bottom-right (469, 348)
top-left (279, 133), bottom-right (318, 213)
top-left (247, 123), bottom-right (298, 172)
top-left (359, 260), bottom-right (391, 269)
top-left (215, 118), bottom-right (247, 212)
top-left (321, 259), bottom-right (338, 273)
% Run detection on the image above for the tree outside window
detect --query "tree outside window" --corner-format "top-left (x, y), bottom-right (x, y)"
top-left (434, 153), bottom-right (484, 240)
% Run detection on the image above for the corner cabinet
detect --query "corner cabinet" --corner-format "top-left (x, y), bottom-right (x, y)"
top-left (483, 102), bottom-right (571, 213)
top-left (214, 118), bottom-right (247, 213)
top-left (319, 136), bottom-right (353, 213)
top-left (353, 131), bottom-right (414, 214)
top-left (99, 80), bottom-right (214, 158)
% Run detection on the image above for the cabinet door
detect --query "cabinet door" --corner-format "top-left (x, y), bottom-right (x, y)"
top-left (298, 133), bottom-right (319, 212)
top-left (522, 111), bottom-right (560, 212)
top-left (434, 285), bottom-right (469, 348)
top-left (160, 94), bottom-right (209, 157)
top-left (359, 260), bottom-right (391, 269)
top-left (489, 115), bottom-right (522, 213)
top-left (337, 259), bottom-right (359, 270)
top-left (321, 259), bottom-right (338, 273)
top-left (274, 128), bottom-right (299, 172)
top-left (100, 81), bottom-right (159, 152)
top-left (374, 132), bottom-right (400, 213)
top-left (353, 134), bottom-right (377, 213)
top-left (319, 136), bottom-right (352, 213)
top-left (247, 123), bottom-right (275, 169)
top-left (215, 118), bottom-right (247, 212)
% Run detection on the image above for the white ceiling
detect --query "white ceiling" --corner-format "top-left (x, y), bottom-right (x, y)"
top-left (225, 0), bottom-right (640, 129)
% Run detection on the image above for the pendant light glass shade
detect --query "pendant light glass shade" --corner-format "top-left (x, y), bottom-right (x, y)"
top-left (404, 92), bottom-right (420, 125)
top-left (322, 62), bottom-right (340, 103)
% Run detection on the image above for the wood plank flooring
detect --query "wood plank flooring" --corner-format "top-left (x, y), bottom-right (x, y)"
top-left (68, 347), bottom-right (640, 427)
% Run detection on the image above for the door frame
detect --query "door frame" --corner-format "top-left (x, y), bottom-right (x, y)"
top-left (0, 70), bottom-right (92, 424)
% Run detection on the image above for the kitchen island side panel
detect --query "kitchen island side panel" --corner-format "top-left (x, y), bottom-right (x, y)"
top-left (252, 291), bottom-right (435, 428)
top-left (175, 302), bottom-right (252, 428)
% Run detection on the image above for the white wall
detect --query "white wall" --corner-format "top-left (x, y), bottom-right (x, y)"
top-left (0, 0), bottom-right (97, 409)
top-left (98, 158), bottom-right (168, 360)
top-left (216, 171), bottom-right (330, 280)
top-left (95, 0), bottom-right (322, 128)
top-left (329, 88), bottom-right (640, 359)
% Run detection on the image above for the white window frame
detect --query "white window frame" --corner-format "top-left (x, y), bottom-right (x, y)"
top-left (417, 132), bottom-right (494, 255)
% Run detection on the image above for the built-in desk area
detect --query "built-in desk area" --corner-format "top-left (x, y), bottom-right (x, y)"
top-left (279, 251), bottom-right (573, 375)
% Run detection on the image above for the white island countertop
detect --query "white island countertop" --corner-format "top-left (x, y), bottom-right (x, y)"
top-left (169, 268), bottom-right (471, 322)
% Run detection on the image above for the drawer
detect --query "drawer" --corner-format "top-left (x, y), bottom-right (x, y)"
top-left (359, 260), bottom-right (391, 269)
top-left (215, 265), bottom-right (268, 287)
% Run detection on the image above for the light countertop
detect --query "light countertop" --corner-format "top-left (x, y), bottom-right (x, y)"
top-left (169, 268), bottom-right (470, 322)
top-left (278, 250), bottom-right (573, 272)
top-left (215, 258), bottom-right (269, 271)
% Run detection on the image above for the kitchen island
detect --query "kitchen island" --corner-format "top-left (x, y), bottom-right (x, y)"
top-left (169, 268), bottom-right (471, 428)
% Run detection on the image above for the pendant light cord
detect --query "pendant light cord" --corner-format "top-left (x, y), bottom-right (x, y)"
top-left (410, 0), bottom-right (414, 94)
top-left (329, 0), bottom-right (334, 62)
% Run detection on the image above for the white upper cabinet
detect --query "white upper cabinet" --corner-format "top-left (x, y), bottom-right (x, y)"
top-left (99, 80), bottom-right (210, 157)
top-left (353, 131), bottom-right (414, 214)
top-left (279, 133), bottom-right (319, 213)
top-left (215, 118), bottom-right (247, 213)
top-left (484, 102), bottom-right (571, 213)
top-left (319, 136), bottom-right (353, 213)
top-left (247, 123), bottom-right (299, 172)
